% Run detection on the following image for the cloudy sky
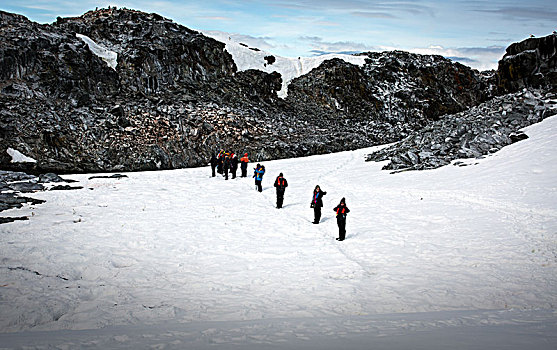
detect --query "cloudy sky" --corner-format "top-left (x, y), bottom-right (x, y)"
top-left (1, 0), bottom-right (555, 70)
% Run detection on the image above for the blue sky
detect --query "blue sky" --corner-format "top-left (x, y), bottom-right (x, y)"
top-left (1, 0), bottom-right (556, 70)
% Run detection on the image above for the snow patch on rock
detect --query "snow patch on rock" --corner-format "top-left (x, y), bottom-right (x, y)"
top-left (7, 148), bottom-right (36, 163)
top-left (76, 33), bottom-right (118, 70)
top-left (203, 31), bottom-right (366, 98)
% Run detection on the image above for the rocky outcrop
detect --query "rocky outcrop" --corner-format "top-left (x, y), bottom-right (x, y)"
top-left (0, 170), bottom-right (46, 223)
top-left (0, 170), bottom-right (83, 224)
top-left (497, 33), bottom-right (557, 92)
top-left (365, 33), bottom-right (557, 172)
top-left (285, 52), bottom-right (492, 145)
top-left (0, 8), bottom-right (265, 172)
top-left (53, 8), bottom-right (237, 96)
top-left (365, 89), bottom-right (557, 171)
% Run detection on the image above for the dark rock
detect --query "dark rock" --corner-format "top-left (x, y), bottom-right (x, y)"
top-left (50, 185), bottom-right (84, 190)
top-left (38, 173), bottom-right (66, 183)
top-left (509, 131), bottom-right (529, 143)
top-left (0, 216), bottom-right (29, 224)
top-left (0, 170), bottom-right (36, 182)
top-left (110, 105), bottom-right (125, 117)
top-left (0, 192), bottom-right (45, 212)
top-left (497, 33), bottom-right (557, 93)
top-left (8, 182), bottom-right (45, 193)
top-left (264, 55), bottom-right (275, 65)
top-left (88, 174), bottom-right (128, 179)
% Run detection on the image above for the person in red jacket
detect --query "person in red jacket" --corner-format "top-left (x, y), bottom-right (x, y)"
top-left (333, 197), bottom-right (350, 241)
top-left (274, 173), bottom-right (288, 208)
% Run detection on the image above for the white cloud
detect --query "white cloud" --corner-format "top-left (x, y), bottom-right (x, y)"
top-left (409, 45), bottom-right (505, 70)
top-left (296, 36), bottom-right (504, 71)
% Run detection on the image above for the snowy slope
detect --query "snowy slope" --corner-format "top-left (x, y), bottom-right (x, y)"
top-left (0, 115), bottom-right (556, 349)
top-left (203, 31), bottom-right (367, 98)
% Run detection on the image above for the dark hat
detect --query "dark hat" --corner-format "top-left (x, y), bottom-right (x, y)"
top-left (279, 172), bottom-right (283, 176)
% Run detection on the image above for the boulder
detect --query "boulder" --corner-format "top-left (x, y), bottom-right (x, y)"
top-left (38, 173), bottom-right (67, 183)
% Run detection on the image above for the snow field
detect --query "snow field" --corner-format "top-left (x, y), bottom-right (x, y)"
top-left (0, 116), bottom-right (556, 348)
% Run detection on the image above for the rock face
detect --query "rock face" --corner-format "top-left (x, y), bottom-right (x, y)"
top-left (285, 52), bottom-right (491, 145)
top-left (0, 8), bottom-right (556, 173)
top-left (0, 8), bottom-right (243, 172)
top-left (497, 34), bottom-right (557, 92)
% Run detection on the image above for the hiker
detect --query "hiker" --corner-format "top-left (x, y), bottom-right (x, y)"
top-left (240, 153), bottom-right (249, 177)
top-left (310, 185), bottom-right (327, 224)
top-left (230, 152), bottom-right (238, 179)
top-left (210, 154), bottom-right (217, 177)
top-left (223, 153), bottom-right (230, 180)
top-left (333, 197), bottom-right (350, 241)
top-left (253, 163), bottom-right (265, 192)
top-left (274, 173), bottom-right (288, 208)
top-left (216, 150), bottom-right (224, 174)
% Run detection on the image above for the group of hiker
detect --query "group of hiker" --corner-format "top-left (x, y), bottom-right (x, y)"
top-left (210, 150), bottom-right (250, 180)
top-left (209, 151), bottom-right (351, 241)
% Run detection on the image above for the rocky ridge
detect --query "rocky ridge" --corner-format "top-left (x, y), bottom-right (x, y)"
top-left (0, 8), bottom-right (495, 173)
top-left (365, 33), bottom-right (557, 171)
top-left (285, 52), bottom-right (493, 145)
top-left (1, 8), bottom-right (556, 175)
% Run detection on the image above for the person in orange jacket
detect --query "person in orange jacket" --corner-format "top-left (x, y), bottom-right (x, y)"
top-left (239, 153), bottom-right (249, 177)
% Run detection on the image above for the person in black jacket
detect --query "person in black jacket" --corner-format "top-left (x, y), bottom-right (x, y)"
top-left (216, 150), bottom-right (224, 174)
top-left (333, 197), bottom-right (350, 241)
top-left (210, 154), bottom-right (217, 177)
top-left (230, 153), bottom-right (238, 179)
top-left (311, 185), bottom-right (327, 224)
top-left (223, 154), bottom-right (230, 180)
top-left (274, 173), bottom-right (288, 208)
